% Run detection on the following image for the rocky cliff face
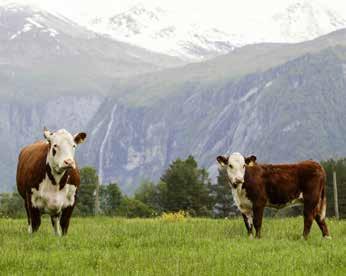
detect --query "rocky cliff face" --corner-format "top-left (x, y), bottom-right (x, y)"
top-left (2, 46), bottom-right (346, 193)
top-left (80, 47), bottom-right (346, 193)
top-left (1, 4), bottom-right (346, 193)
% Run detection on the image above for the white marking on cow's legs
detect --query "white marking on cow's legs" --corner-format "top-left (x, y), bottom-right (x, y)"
top-left (324, 235), bottom-right (332, 240)
top-left (247, 214), bottom-right (253, 227)
top-left (247, 214), bottom-right (253, 239)
top-left (52, 216), bottom-right (62, 236)
top-left (28, 224), bottom-right (33, 234)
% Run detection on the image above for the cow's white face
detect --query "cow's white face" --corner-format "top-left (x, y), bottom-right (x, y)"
top-left (217, 152), bottom-right (246, 188)
top-left (44, 128), bottom-right (86, 174)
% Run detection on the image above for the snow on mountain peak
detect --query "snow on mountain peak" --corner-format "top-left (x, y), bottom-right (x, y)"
top-left (78, 0), bottom-right (346, 61)
top-left (1, 0), bottom-right (346, 61)
top-left (272, 0), bottom-right (346, 42)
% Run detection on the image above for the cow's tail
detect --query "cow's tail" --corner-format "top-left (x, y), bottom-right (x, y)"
top-left (318, 173), bottom-right (327, 220)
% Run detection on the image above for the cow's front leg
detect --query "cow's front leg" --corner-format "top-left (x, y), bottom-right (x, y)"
top-left (24, 200), bottom-right (31, 233)
top-left (51, 214), bottom-right (62, 236)
top-left (60, 206), bottom-right (74, 235)
top-left (26, 191), bottom-right (41, 233)
top-left (253, 204), bottom-right (265, 239)
top-left (242, 213), bottom-right (253, 238)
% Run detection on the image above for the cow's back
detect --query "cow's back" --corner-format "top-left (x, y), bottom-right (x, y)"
top-left (245, 160), bottom-right (326, 205)
top-left (16, 141), bottom-right (49, 198)
top-left (296, 160), bottom-right (325, 179)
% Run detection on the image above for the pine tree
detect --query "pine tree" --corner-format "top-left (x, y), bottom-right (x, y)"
top-left (212, 169), bottom-right (235, 218)
top-left (76, 166), bottom-right (98, 216)
top-left (100, 182), bottom-right (122, 215)
top-left (160, 155), bottom-right (213, 216)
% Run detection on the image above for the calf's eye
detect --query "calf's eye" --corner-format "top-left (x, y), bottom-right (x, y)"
top-left (229, 164), bottom-right (233, 169)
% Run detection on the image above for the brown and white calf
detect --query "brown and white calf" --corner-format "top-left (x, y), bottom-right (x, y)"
top-left (217, 153), bottom-right (330, 239)
top-left (17, 128), bottom-right (86, 236)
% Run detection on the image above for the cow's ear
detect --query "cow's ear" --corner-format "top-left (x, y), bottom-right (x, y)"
top-left (217, 155), bottom-right (228, 166)
top-left (74, 132), bottom-right (87, 144)
top-left (43, 127), bottom-right (53, 142)
top-left (245, 155), bottom-right (257, 166)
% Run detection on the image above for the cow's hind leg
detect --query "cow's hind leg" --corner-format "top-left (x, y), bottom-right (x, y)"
top-left (60, 206), bottom-right (74, 235)
top-left (315, 193), bottom-right (330, 238)
top-left (303, 204), bottom-right (315, 240)
top-left (315, 215), bottom-right (330, 238)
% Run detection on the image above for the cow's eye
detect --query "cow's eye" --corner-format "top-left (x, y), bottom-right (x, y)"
top-left (229, 164), bottom-right (233, 169)
top-left (53, 144), bottom-right (58, 148)
top-left (73, 145), bottom-right (76, 148)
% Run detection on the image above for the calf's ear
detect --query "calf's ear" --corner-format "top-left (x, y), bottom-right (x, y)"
top-left (43, 127), bottom-right (53, 142)
top-left (216, 155), bottom-right (228, 166)
top-left (245, 155), bottom-right (257, 166)
top-left (74, 132), bottom-right (87, 144)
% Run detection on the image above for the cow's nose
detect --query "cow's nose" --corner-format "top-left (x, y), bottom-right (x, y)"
top-left (64, 159), bottom-right (75, 168)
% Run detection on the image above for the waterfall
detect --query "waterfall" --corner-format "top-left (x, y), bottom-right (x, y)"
top-left (98, 104), bottom-right (117, 185)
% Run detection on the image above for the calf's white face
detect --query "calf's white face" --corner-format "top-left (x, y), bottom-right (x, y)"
top-left (44, 128), bottom-right (86, 174)
top-left (217, 152), bottom-right (246, 187)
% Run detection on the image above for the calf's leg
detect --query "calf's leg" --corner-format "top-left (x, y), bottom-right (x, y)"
top-left (253, 205), bottom-right (265, 239)
top-left (51, 214), bottom-right (62, 236)
top-left (26, 191), bottom-right (41, 233)
top-left (242, 213), bottom-right (253, 238)
top-left (24, 200), bottom-right (31, 233)
top-left (315, 189), bottom-right (330, 238)
top-left (29, 207), bottom-right (41, 233)
top-left (303, 206), bottom-right (315, 240)
top-left (60, 206), bottom-right (74, 235)
top-left (315, 215), bottom-right (329, 238)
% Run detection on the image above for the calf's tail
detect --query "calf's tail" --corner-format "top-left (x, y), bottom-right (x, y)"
top-left (318, 175), bottom-right (327, 220)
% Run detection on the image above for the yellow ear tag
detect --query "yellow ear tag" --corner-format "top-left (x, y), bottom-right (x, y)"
top-left (247, 161), bottom-right (256, 167)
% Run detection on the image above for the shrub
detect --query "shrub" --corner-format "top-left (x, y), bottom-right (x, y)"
top-left (160, 210), bottom-right (190, 222)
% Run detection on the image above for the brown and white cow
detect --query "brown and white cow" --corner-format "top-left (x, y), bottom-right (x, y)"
top-left (17, 128), bottom-right (86, 236)
top-left (217, 152), bottom-right (330, 240)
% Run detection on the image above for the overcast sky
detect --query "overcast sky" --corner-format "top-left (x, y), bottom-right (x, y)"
top-left (1, 0), bottom-right (346, 30)
top-left (1, 0), bottom-right (346, 18)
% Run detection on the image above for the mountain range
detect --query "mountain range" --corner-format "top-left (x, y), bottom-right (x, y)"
top-left (0, 1), bottom-right (346, 193)
top-left (74, 0), bottom-right (346, 61)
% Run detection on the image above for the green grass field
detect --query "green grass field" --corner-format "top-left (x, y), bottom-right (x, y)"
top-left (0, 217), bottom-right (345, 275)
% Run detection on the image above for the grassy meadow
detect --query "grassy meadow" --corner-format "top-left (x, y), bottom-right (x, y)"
top-left (0, 217), bottom-right (345, 275)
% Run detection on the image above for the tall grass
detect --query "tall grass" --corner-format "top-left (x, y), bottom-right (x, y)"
top-left (0, 217), bottom-right (345, 275)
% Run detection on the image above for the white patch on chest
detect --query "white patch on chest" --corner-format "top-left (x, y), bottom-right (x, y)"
top-left (232, 186), bottom-right (253, 215)
top-left (31, 177), bottom-right (76, 215)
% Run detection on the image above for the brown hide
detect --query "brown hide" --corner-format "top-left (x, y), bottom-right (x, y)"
top-left (17, 141), bottom-right (80, 198)
top-left (16, 140), bottom-right (80, 235)
top-left (243, 161), bottom-right (325, 207)
top-left (238, 160), bottom-right (329, 239)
